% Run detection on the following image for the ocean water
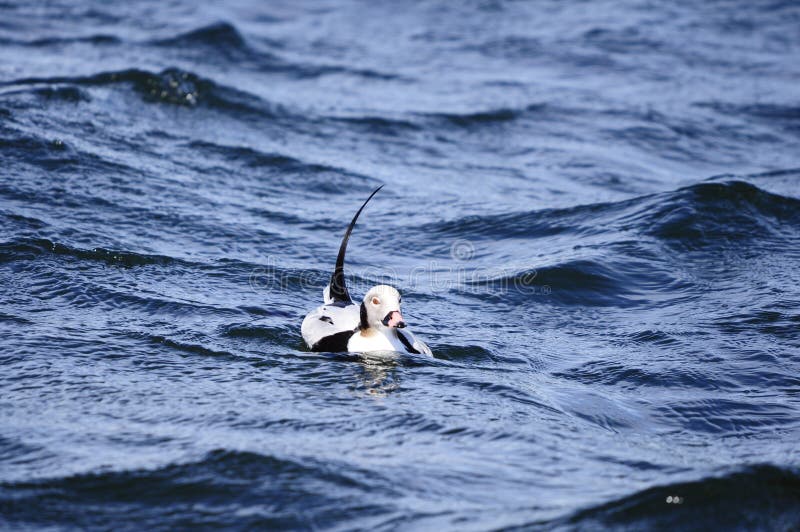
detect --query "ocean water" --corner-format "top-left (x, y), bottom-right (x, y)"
top-left (2, 1), bottom-right (800, 530)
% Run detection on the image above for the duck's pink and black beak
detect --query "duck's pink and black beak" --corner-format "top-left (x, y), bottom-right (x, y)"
top-left (382, 310), bottom-right (406, 328)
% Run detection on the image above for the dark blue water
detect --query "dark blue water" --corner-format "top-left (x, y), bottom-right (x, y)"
top-left (2, 1), bottom-right (800, 530)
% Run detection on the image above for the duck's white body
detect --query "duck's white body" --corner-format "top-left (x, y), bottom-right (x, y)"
top-left (300, 186), bottom-right (432, 356)
top-left (348, 322), bottom-right (431, 355)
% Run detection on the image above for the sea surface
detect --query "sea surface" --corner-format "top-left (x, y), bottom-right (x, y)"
top-left (2, 1), bottom-right (800, 530)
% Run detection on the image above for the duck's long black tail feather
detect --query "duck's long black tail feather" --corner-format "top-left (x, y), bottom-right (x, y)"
top-left (328, 185), bottom-right (384, 304)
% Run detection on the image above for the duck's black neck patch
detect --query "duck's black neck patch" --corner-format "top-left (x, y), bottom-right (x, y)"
top-left (359, 301), bottom-right (369, 331)
top-left (397, 330), bottom-right (420, 354)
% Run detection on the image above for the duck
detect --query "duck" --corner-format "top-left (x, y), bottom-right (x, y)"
top-left (301, 186), bottom-right (432, 356)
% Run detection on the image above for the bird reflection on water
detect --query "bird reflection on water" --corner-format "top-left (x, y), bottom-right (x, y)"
top-left (352, 352), bottom-right (402, 398)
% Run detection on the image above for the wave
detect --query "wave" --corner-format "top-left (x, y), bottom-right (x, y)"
top-left (0, 20), bottom-right (398, 82)
top-left (120, 68), bottom-right (265, 110)
top-left (532, 465), bottom-right (800, 530)
top-left (0, 126), bottom-right (81, 170)
top-left (154, 21), bottom-right (249, 51)
top-left (464, 260), bottom-right (623, 302)
top-left (328, 102), bottom-right (548, 136)
top-left (553, 358), bottom-right (717, 390)
top-left (26, 85), bottom-right (91, 102)
top-left (582, 26), bottom-right (664, 54)
top-left (696, 101), bottom-right (800, 123)
top-left (182, 140), bottom-right (374, 198)
top-left (152, 21), bottom-right (279, 69)
top-left (152, 21), bottom-right (400, 81)
top-left (187, 140), bottom-right (369, 182)
top-left (1, 209), bottom-right (46, 231)
top-left (0, 312), bottom-right (31, 325)
top-left (431, 344), bottom-right (494, 361)
top-left (1, 68), bottom-right (276, 114)
top-left (461, 255), bottom-right (689, 308)
top-left (221, 323), bottom-right (299, 347)
top-left (333, 115), bottom-right (423, 135)
top-left (141, 334), bottom-right (236, 359)
top-left (421, 180), bottom-right (800, 246)
top-left (638, 181), bottom-right (800, 249)
top-left (0, 238), bottom-right (183, 268)
top-left (0, 450), bottom-right (391, 529)
top-left (0, 34), bottom-right (120, 47)
top-left (715, 306), bottom-right (800, 341)
top-left (0, 127), bottom-right (144, 177)
top-left (418, 193), bottom-right (626, 240)
top-left (419, 103), bottom-right (547, 127)
top-left (463, 36), bottom-right (543, 60)
top-left (426, 179), bottom-right (799, 307)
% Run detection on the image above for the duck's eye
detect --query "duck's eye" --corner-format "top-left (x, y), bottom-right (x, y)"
top-left (399, 297), bottom-right (402, 304)
top-left (371, 297), bottom-right (380, 306)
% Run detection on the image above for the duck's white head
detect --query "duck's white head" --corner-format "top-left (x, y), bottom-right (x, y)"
top-left (360, 285), bottom-right (406, 331)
